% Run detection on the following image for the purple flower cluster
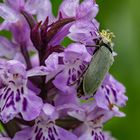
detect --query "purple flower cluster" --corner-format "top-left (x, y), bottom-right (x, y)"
top-left (0, 0), bottom-right (128, 140)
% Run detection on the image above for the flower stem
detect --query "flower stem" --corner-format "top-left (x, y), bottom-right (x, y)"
top-left (20, 44), bottom-right (32, 70)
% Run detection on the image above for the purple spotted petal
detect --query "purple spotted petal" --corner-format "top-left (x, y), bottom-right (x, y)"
top-left (52, 43), bottom-right (91, 93)
top-left (0, 0), bottom-right (128, 139)
top-left (68, 20), bottom-right (99, 45)
top-left (45, 52), bottom-right (64, 83)
top-left (71, 109), bottom-right (109, 140)
top-left (31, 121), bottom-right (77, 140)
top-left (21, 89), bottom-right (43, 121)
top-left (67, 105), bottom-right (121, 140)
top-left (78, 127), bottom-right (105, 140)
top-left (53, 70), bottom-right (77, 93)
top-left (0, 60), bottom-right (43, 123)
top-left (13, 103), bottom-right (78, 140)
top-left (13, 124), bottom-right (78, 140)
top-left (32, 104), bottom-right (77, 140)
top-left (0, 85), bottom-right (43, 123)
top-left (94, 74), bottom-right (128, 111)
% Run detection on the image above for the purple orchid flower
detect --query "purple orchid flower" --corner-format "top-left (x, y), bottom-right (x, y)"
top-left (0, 60), bottom-right (48, 123)
top-left (60, 0), bottom-right (98, 20)
top-left (68, 101), bottom-right (120, 140)
top-left (45, 43), bottom-right (92, 93)
top-left (68, 20), bottom-right (99, 46)
top-left (94, 74), bottom-right (128, 113)
top-left (59, 0), bottom-right (99, 45)
top-left (0, 0), bottom-right (128, 139)
top-left (0, 0), bottom-right (54, 50)
top-left (13, 103), bottom-right (78, 140)
top-left (0, 0), bottom-right (54, 23)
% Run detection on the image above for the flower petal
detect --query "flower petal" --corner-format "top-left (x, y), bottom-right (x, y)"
top-left (45, 52), bottom-right (64, 83)
top-left (76, 0), bottom-right (99, 20)
top-left (25, 0), bottom-right (54, 23)
top-left (0, 36), bottom-right (16, 59)
top-left (13, 127), bottom-right (32, 140)
top-left (68, 20), bottom-right (99, 45)
top-left (21, 89), bottom-right (43, 121)
top-left (0, 138), bottom-right (11, 140)
top-left (27, 66), bottom-right (48, 77)
top-left (0, 60), bottom-right (43, 123)
top-left (94, 74), bottom-right (128, 112)
top-left (4, 0), bottom-right (25, 11)
top-left (52, 43), bottom-right (91, 93)
top-left (58, 126), bottom-right (78, 140)
top-left (60, 0), bottom-right (79, 18)
top-left (9, 19), bottom-right (30, 44)
top-left (0, 3), bottom-right (19, 22)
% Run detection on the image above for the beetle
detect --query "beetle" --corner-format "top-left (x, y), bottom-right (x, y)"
top-left (83, 30), bottom-right (115, 95)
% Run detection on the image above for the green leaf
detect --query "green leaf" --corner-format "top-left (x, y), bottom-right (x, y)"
top-left (83, 45), bottom-right (114, 95)
top-left (0, 123), bottom-right (4, 132)
top-left (80, 98), bottom-right (94, 104)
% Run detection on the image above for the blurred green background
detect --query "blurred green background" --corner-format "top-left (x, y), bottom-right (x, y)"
top-left (0, 0), bottom-right (140, 139)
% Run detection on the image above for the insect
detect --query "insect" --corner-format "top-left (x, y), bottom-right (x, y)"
top-left (83, 30), bottom-right (115, 95)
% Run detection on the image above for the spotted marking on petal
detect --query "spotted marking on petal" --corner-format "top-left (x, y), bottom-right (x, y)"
top-left (58, 56), bottom-right (64, 65)
top-left (0, 84), bottom-right (29, 123)
top-left (30, 119), bottom-right (61, 140)
top-left (22, 97), bottom-right (27, 111)
top-left (103, 85), bottom-right (119, 107)
top-left (16, 89), bottom-right (21, 102)
top-left (89, 127), bottom-right (105, 140)
top-left (67, 61), bottom-right (88, 86)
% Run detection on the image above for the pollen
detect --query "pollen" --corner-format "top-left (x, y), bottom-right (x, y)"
top-left (100, 30), bottom-right (115, 44)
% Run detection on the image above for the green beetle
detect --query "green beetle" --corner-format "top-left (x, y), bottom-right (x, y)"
top-left (83, 30), bottom-right (115, 95)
